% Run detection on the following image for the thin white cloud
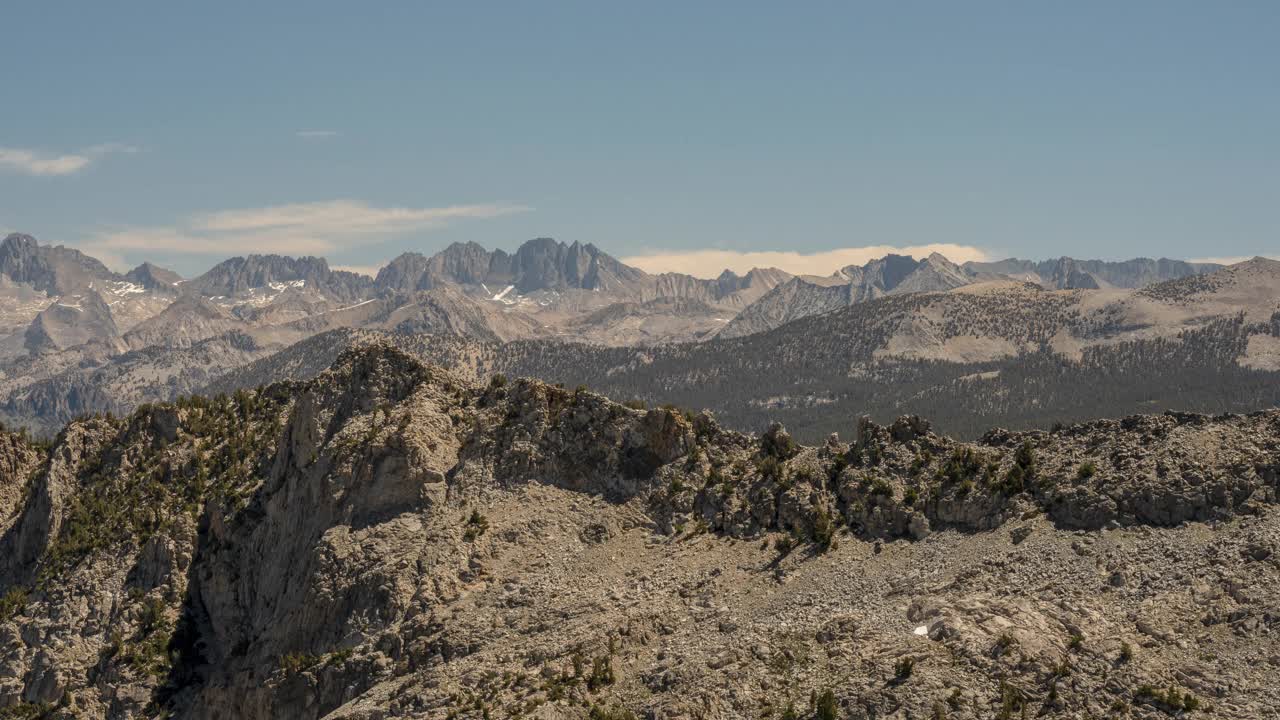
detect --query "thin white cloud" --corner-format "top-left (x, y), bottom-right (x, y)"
top-left (80, 199), bottom-right (530, 258)
top-left (192, 200), bottom-right (526, 235)
top-left (296, 130), bottom-right (340, 139)
top-left (0, 143), bottom-right (137, 177)
top-left (1189, 255), bottom-right (1279, 266)
top-left (622, 244), bottom-right (993, 278)
top-left (332, 264), bottom-right (385, 278)
top-left (0, 148), bottom-right (91, 176)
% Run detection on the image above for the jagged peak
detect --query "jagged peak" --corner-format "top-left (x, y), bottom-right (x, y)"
top-left (1, 231), bottom-right (39, 249)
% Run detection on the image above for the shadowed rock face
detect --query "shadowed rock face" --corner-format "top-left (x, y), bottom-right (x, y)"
top-left (719, 253), bottom-right (974, 338)
top-left (0, 233), bottom-right (121, 296)
top-left (124, 263), bottom-right (182, 290)
top-left (374, 238), bottom-right (649, 295)
top-left (186, 255), bottom-right (374, 301)
top-left (0, 345), bottom-right (1277, 718)
top-left (23, 290), bottom-right (120, 353)
top-left (964, 256), bottom-right (1220, 290)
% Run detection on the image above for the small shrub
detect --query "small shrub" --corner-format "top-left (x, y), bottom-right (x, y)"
top-left (464, 510), bottom-right (490, 541)
top-left (994, 633), bottom-right (1017, 654)
top-left (812, 508), bottom-right (837, 552)
top-left (0, 588), bottom-right (28, 622)
top-left (684, 445), bottom-right (702, 469)
top-left (774, 534), bottom-right (796, 555)
top-left (1119, 642), bottom-right (1133, 663)
top-left (280, 651), bottom-right (319, 674)
top-left (814, 689), bottom-right (838, 720)
top-left (894, 656), bottom-right (914, 681)
top-left (1136, 685), bottom-right (1201, 713)
top-left (758, 456), bottom-right (783, 483)
top-left (587, 655), bottom-right (614, 691)
top-left (996, 680), bottom-right (1025, 720)
top-left (761, 428), bottom-right (797, 460)
top-left (1076, 461), bottom-right (1096, 480)
top-left (828, 454), bottom-right (848, 482)
top-left (903, 487), bottom-right (919, 507)
top-left (0, 703), bottom-right (55, 720)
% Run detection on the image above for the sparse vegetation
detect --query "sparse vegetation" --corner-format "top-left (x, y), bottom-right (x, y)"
top-left (1135, 684), bottom-right (1201, 713)
top-left (814, 689), bottom-right (838, 720)
top-left (994, 632), bottom-right (1017, 655)
top-left (996, 680), bottom-right (1026, 720)
top-left (586, 655), bottom-right (615, 691)
top-left (464, 510), bottom-right (490, 541)
top-left (903, 487), bottom-right (919, 506)
top-left (0, 588), bottom-right (28, 622)
top-left (812, 507), bottom-right (837, 552)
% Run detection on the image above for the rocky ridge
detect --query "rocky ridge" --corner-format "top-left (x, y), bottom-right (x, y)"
top-left (0, 345), bottom-right (1276, 718)
top-left (0, 233), bottom-right (1253, 440)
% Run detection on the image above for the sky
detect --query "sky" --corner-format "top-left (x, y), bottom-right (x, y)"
top-left (2, 1), bottom-right (1277, 279)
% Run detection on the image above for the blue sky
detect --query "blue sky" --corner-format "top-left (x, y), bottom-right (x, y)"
top-left (2, 1), bottom-right (1276, 278)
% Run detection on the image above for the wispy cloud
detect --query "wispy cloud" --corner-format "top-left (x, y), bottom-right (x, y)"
top-left (622, 244), bottom-right (993, 278)
top-left (332, 264), bottom-right (385, 278)
top-left (296, 130), bottom-right (340, 140)
top-left (0, 143), bottom-right (138, 177)
top-left (80, 199), bottom-right (530, 258)
top-left (1189, 255), bottom-right (1279, 266)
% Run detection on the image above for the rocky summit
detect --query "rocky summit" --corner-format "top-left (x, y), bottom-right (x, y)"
top-left (0, 345), bottom-right (1276, 719)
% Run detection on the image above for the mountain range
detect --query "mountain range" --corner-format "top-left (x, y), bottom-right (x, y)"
top-left (0, 231), bottom-right (1278, 719)
top-left (1, 231), bottom-right (1275, 440)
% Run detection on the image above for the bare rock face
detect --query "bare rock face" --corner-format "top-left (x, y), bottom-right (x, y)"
top-left (0, 233), bottom-right (121, 296)
top-left (185, 254), bottom-right (375, 302)
top-left (0, 346), bottom-right (1277, 718)
top-left (23, 290), bottom-right (121, 354)
top-left (123, 262), bottom-right (182, 291)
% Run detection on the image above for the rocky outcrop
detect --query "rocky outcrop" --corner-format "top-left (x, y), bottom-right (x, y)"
top-left (0, 430), bottom-right (42, 535)
top-left (123, 263), bottom-right (182, 290)
top-left (186, 255), bottom-right (374, 301)
top-left (122, 295), bottom-right (242, 350)
top-left (23, 290), bottom-right (121, 353)
top-left (965, 256), bottom-right (1220, 290)
top-left (375, 239), bottom-right (650, 296)
top-left (0, 346), bottom-right (1277, 718)
top-left (720, 253), bottom-right (975, 338)
top-left (0, 233), bottom-right (121, 296)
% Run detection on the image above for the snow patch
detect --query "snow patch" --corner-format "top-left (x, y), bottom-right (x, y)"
top-left (332, 298), bottom-right (377, 312)
top-left (109, 281), bottom-right (147, 295)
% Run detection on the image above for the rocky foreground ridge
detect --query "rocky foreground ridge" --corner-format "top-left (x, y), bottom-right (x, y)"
top-left (0, 346), bottom-right (1277, 718)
